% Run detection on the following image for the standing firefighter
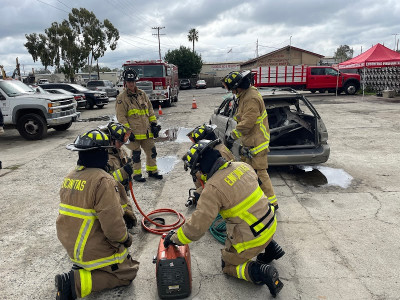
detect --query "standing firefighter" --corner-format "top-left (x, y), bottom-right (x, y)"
top-left (55, 129), bottom-right (139, 299)
top-left (186, 124), bottom-right (235, 203)
top-left (223, 70), bottom-right (279, 209)
top-left (101, 122), bottom-right (137, 229)
top-left (165, 140), bottom-right (285, 297)
top-left (115, 68), bottom-right (163, 182)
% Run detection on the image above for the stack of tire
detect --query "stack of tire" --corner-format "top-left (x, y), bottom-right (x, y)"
top-left (362, 67), bottom-right (400, 93)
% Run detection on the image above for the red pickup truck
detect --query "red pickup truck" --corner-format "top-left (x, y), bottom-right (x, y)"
top-left (252, 65), bottom-right (361, 95)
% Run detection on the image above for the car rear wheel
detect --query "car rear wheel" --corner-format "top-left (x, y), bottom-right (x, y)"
top-left (97, 105), bottom-right (104, 109)
top-left (17, 113), bottom-right (47, 140)
top-left (344, 83), bottom-right (357, 95)
top-left (85, 99), bottom-right (94, 109)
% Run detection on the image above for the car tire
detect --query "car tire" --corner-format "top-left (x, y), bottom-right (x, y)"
top-left (85, 99), bottom-right (94, 109)
top-left (344, 83), bottom-right (357, 95)
top-left (17, 113), bottom-right (47, 140)
top-left (319, 89), bottom-right (326, 94)
top-left (53, 121), bottom-right (72, 131)
top-left (97, 105), bottom-right (104, 109)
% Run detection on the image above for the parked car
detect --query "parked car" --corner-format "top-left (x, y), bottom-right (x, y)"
top-left (45, 88), bottom-right (86, 108)
top-left (29, 85), bottom-right (49, 94)
top-left (210, 87), bottom-right (330, 166)
top-left (37, 79), bottom-right (50, 84)
top-left (40, 83), bottom-right (109, 109)
top-left (86, 80), bottom-right (119, 97)
top-left (195, 80), bottom-right (207, 89)
top-left (179, 79), bottom-right (191, 90)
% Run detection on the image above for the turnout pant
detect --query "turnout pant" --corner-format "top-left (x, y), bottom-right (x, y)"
top-left (126, 138), bottom-right (158, 175)
top-left (241, 151), bottom-right (277, 206)
top-left (73, 256), bottom-right (139, 298)
top-left (221, 239), bottom-right (269, 283)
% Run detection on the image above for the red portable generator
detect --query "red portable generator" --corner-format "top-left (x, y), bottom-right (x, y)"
top-left (153, 234), bottom-right (192, 299)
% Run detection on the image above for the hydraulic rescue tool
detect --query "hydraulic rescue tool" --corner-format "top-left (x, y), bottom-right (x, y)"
top-left (153, 234), bottom-right (192, 299)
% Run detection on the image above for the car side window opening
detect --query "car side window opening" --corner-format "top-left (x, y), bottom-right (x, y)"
top-left (325, 68), bottom-right (339, 76)
top-left (310, 68), bottom-right (325, 75)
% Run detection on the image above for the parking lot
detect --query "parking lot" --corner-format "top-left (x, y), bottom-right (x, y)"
top-left (1, 88), bottom-right (400, 299)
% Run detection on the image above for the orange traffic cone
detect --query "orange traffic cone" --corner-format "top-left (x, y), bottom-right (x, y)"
top-left (192, 96), bottom-right (197, 109)
top-left (158, 104), bottom-right (163, 115)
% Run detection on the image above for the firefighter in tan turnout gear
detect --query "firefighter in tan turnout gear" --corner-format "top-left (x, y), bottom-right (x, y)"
top-left (55, 129), bottom-right (139, 300)
top-left (186, 124), bottom-right (235, 204)
top-left (101, 122), bottom-right (137, 229)
top-left (164, 140), bottom-right (285, 297)
top-left (223, 70), bottom-right (279, 209)
top-left (115, 68), bottom-right (163, 182)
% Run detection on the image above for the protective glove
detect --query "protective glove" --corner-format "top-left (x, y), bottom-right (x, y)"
top-left (239, 145), bottom-right (253, 159)
top-left (123, 233), bottom-right (133, 248)
top-left (123, 210), bottom-right (138, 229)
top-left (151, 123), bottom-right (162, 138)
top-left (163, 230), bottom-right (177, 248)
top-left (128, 132), bottom-right (136, 142)
top-left (225, 136), bottom-right (235, 150)
top-left (123, 162), bottom-right (134, 176)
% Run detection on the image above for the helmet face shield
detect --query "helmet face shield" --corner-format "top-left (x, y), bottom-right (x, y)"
top-left (183, 139), bottom-right (220, 175)
top-left (222, 70), bottom-right (251, 91)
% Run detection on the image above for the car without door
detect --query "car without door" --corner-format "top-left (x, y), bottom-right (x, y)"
top-left (209, 87), bottom-right (330, 166)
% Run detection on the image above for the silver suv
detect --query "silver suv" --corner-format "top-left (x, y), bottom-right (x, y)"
top-left (210, 87), bottom-right (330, 166)
top-left (86, 80), bottom-right (118, 97)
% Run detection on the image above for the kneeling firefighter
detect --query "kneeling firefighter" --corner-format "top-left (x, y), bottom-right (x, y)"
top-left (115, 68), bottom-right (163, 182)
top-left (164, 140), bottom-right (285, 297)
top-left (101, 122), bottom-right (137, 229)
top-left (55, 129), bottom-right (139, 299)
top-left (186, 124), bottom-right (235, 205)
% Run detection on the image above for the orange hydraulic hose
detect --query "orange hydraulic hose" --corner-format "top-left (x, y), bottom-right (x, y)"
top-left (129, 181), bottom-right (185, 235)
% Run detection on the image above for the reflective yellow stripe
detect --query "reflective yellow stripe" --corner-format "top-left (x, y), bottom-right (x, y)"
top-left (123, 123), bottom-right (130, 128)
top-left (71, 248), bottom-right (129, 271)
top-left (134, 133), bottom-right (154, 140)
top-left (250, 140), bottom-right (269, 155)
top-left (60, 203), bottom-right (128, 270)
top-left (176, 227), bottom-right (192, 244)
top-left (146, 165), bottom-right (157, 172)
top-left (121, 203), bottom-right (128, 210)
top-left (233, 216), bottom-right (277, 253)
top-left (133, 169), bottom-right (142, 175)
top-left (236, 261), bottom-right (249, 281)
top-left (220, 186), bottom-right (264, 219)
top-left (232, 129), bottom-right (241, 139)
top-left (112, 169), bottom-right (123, 182)
top-left (127, 108), bottom-right (149, 116)
top-left (268, 195), bottom-right (277, 204)
top-left (149, 116), bottom-right (157, 122)
top-left (79, 269), bottom-right (92, 298)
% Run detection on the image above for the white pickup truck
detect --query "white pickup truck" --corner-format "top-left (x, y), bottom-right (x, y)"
top-left (0, 79), bottom-right (80, 140)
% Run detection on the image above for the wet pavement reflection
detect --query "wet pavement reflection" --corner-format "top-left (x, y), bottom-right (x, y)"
top-left (155, 127), bottom-right (192, 143)
top-left (157, 156), bottom-right (181, 175)
top-left (290, 165), bottom-right (353, 188)
top-left (78, 115), bottom-right (116, 122)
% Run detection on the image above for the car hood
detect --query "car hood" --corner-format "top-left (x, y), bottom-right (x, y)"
top-left (18, 93), bottom-right (73, 101)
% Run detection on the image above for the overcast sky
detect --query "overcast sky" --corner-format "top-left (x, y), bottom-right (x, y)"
top-left (1, 0), bottom-right (400, 74)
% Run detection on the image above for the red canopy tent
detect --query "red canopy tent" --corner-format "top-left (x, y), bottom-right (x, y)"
top-left (338, 43), bottom-right (400, 69)
top-left (338, 43), bottom-right (400, 95)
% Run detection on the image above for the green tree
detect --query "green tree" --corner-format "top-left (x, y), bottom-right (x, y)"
top-left (188, 28), bottom-right (199, 52)
top-left (24, 8), bottom-right (119, 82)
top-left (334, 45), bottom-right (354, 63)
top-left (164, 46), bottom-right (202, 78)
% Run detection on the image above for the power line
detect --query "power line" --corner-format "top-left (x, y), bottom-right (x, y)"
top-left (152, 26), bottom-right (165, 60)
top-left (56, 0), bottom-right (71, 10)
top-left (35, 0), bottom-right (69, 13)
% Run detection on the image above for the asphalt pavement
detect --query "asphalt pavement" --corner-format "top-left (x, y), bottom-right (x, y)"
top-left (0, 88), bottom-right (399, 299)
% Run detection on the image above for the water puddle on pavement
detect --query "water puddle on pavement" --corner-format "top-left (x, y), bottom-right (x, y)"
top-left (155, 127), bottom-right (192, 143)
top-left (294, 166), bottom-right (353, 188)
top-left (157, 156), bottom-right (181, 175)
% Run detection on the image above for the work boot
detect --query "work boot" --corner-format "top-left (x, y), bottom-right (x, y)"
top-left (0, 126), bottom-right (4, 135)
top-left (148, 171), bottom-right (163, 180)
top-left (249, 262), bottom-right (284, 297)
top-left (256, 240), bottom-right (285, 264)
top-left (55, 270), bottom-right (76, 300)
top-left (133, 174), bottom-right (146, 182)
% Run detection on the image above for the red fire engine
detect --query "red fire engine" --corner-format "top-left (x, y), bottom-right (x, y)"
top-left (122, 60), bottom-right (179, 107)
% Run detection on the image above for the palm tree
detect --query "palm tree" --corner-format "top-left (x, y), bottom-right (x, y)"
top-left (188, 28), bottom-right (199, 52)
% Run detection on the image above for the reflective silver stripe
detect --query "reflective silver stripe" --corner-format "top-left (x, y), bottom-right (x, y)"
top-left (72, 250), bottom-right (129, 271)
top-left (75, 219), bottom-right (93, 260)
top-left (112, 170), bottom-right (123, 182)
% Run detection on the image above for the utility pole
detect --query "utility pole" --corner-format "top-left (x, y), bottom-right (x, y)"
top-left (256, 39), bottom-right (259, 58)
top-left (152, 26), bottom-right (165, 60)
top-left (392, 33), bottom-right (399, 51)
